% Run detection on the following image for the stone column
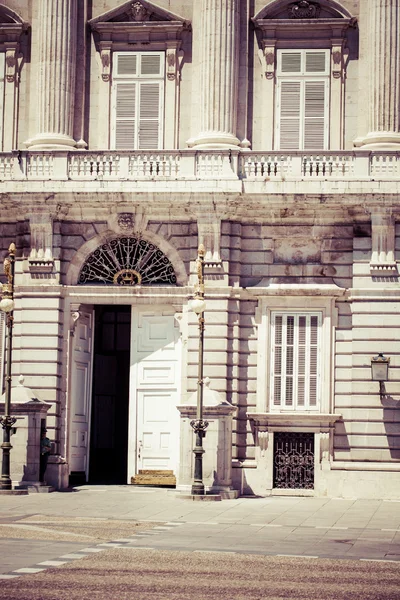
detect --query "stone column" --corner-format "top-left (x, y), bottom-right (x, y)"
top-left (25, 0), bottom-right (77, 149)
top-left (189, 0), bottom-right (240, 148)
top-left (361, 0), bottom-right (400, 148)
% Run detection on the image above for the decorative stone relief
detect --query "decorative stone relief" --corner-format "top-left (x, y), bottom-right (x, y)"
top-left (28, 213), bottom-right (54, 272)
top-left (197, 217), bottom-right (221, 266)
top-left (320, 431), bottom-right (330, 463)
top-left (70, 305), bottom-right (81, 337)
top-left (99, 43), bottom-right (111, 82)
top-left (370, 209), bottom-right (398, 275)
top-left (5, 45), bottom-right (18, 83)
top-left (117, 213), bottom-right (134, 231)
top-left (108, 210), bottom-right (149, 235)
top-left (287, 1), bottom-right (321, 19)
top-left (259, 44), bottom-right (276, 80)
top-left (166, 47), bottom-right (183, 81)
top-left (129, 2), bottom-right (152, 22)
top-left (258, 430), bottom-right (268, 458)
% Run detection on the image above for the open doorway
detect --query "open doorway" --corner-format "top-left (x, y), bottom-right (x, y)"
top-left (89, 305), bottom-right (131, 484)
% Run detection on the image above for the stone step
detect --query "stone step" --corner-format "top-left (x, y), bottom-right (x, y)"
top-left (131, 470), bottom-right (176, 487)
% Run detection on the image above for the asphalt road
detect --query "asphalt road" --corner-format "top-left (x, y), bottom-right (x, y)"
top-left (0, 548), bottom-right (399, 600)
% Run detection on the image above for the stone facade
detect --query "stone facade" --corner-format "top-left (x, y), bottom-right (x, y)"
top-left (0, 0), bottom-right (399, 498)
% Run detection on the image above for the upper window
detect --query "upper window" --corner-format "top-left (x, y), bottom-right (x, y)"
top-left (270, 312), bottom-right (321, 411)
top-left (275, 50), bottom-right (330, 151)
top-left (111, 52), bottom-right (165, 150)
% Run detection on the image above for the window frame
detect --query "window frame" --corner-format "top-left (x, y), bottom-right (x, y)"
top-left (255, 295), bottom-right (338, 416)
top-left (110, 51), bottom-right (165, 151)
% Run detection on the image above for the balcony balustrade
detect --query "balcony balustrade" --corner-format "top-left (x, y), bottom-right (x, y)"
top-left (0, 150), bottom-right (399, 185)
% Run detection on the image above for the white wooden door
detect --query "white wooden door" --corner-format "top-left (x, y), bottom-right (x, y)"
top-left (69, 307), bottom-right (94, 478)
top-left (129, 310), bottom-right (180, 474)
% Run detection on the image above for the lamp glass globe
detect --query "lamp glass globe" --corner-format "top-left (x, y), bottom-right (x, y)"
top-left (0, 298), bottom-right (14, 313)
top-left (189, 297), bottom-right (206, 314)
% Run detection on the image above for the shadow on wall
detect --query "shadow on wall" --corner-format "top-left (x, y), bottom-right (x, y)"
top-left (381, 390), bottom-right (400, 460)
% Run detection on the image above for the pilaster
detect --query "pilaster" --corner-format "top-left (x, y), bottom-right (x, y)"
top-left (189, 0), bottom-right (240, 148)
top-left (25, 0), bottom-right (78, 150)
top-left (359, 0), bottom-right (400, 148)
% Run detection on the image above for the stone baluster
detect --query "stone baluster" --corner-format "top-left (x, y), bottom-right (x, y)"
top-left (360, 0), bottom-right (400, 148)
top-left (190, 0), bottom-right (240, 148)
top-left (25, 0), bottom-right (77, 149)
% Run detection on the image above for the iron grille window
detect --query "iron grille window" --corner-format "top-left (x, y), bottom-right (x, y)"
top-left (78, 237), bottom-right (177, 286)
top-left (273, 431), bottom-right (315, 489)
top-left (270, 312), bottom-right (321, 411)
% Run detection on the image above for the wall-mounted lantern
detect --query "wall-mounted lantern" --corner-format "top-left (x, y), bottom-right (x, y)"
top-left (371, 353), bottom-right (390, 398)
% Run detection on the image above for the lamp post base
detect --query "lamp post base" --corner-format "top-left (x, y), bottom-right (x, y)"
top-left (177, 492), bottom-right (222, 501)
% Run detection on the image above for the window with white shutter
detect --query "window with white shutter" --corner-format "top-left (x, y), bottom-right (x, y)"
top-left (111, 52), bottom-right (164, 150)
top-left (275, 50), bottom-right (330, 150)
top-left (270, 312), bottom-right (321, 411)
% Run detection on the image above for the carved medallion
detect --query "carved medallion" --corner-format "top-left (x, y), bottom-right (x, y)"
top-left (287, 1), bottom-right (321, 19)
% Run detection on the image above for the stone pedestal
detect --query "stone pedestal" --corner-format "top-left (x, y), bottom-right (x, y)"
top-left (25, 0), bottom-right (77, 149)
top-left (0, 376), bottom-right (51, 488)
top-left (177, 381), bottom-right (238, 498)
top-left (189, 0), bottom-right (240, 148)
top-left (360, 0), bottom-right (400, 148)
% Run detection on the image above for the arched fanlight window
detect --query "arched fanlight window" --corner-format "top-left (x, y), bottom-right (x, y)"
top-left (78, 237), bottom-right (177, 285)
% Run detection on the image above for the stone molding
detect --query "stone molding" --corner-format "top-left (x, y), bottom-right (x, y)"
top-left (370, 209), bottom-right (398, 276)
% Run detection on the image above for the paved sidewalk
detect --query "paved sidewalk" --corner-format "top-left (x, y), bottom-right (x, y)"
top-left (0, 486), bottom-right (399, 572)
top-left (0, 486), bottom-right (400, 528)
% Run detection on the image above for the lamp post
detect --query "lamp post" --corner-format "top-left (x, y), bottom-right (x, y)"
top-left (189, 244), bottom-right (208, 495)
top-left (0, 243), bottom-right (16, 491)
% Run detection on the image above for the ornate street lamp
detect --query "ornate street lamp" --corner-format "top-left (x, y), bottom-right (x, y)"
top-left (0, 243), bottom-right (16, 491)
top-left (371, 353), bottom-right (390, 399)
top-left (189, 244), bottom-right (208, 495)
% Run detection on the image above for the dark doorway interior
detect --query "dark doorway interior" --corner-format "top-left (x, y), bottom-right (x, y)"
top-left (89, 305), bottom-right (131, 484)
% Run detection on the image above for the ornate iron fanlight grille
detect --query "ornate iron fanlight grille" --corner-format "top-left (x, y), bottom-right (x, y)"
top-left (273, 432), bottom-right (314, 489)
top-left (78, 237), bottom-right (177, 286)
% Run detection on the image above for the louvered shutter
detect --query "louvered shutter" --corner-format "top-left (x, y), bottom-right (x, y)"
top-left (116, 54), bottom-right (137, 77)
top-left (304, 80), bottom-right (327, 150)
top-left (138, 82), bottom-right (162, 149)
top-left (309, 316), bottom-right (319, 407)
top-left (114, 82), bottom-right (137, 150)
top-left (277, 80), bottom-right (301, 150)
top-left (273, 315), bottom-right (283, 406)
top-left (0, 312), bottom-right (5, 394)
top-left (271, 313), bottom-right (321, 410)
top-left (140, 54), bottom-right (162, 77)
top-left (0, 53), bottom-right (4, 149)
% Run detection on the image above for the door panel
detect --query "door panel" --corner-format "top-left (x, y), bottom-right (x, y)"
top-left (137, 390), bottom-right (176, 469)
top-left (70, 308), bottom-right (93, 477)
top-left (130, 310), bottom-right (180, 476)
